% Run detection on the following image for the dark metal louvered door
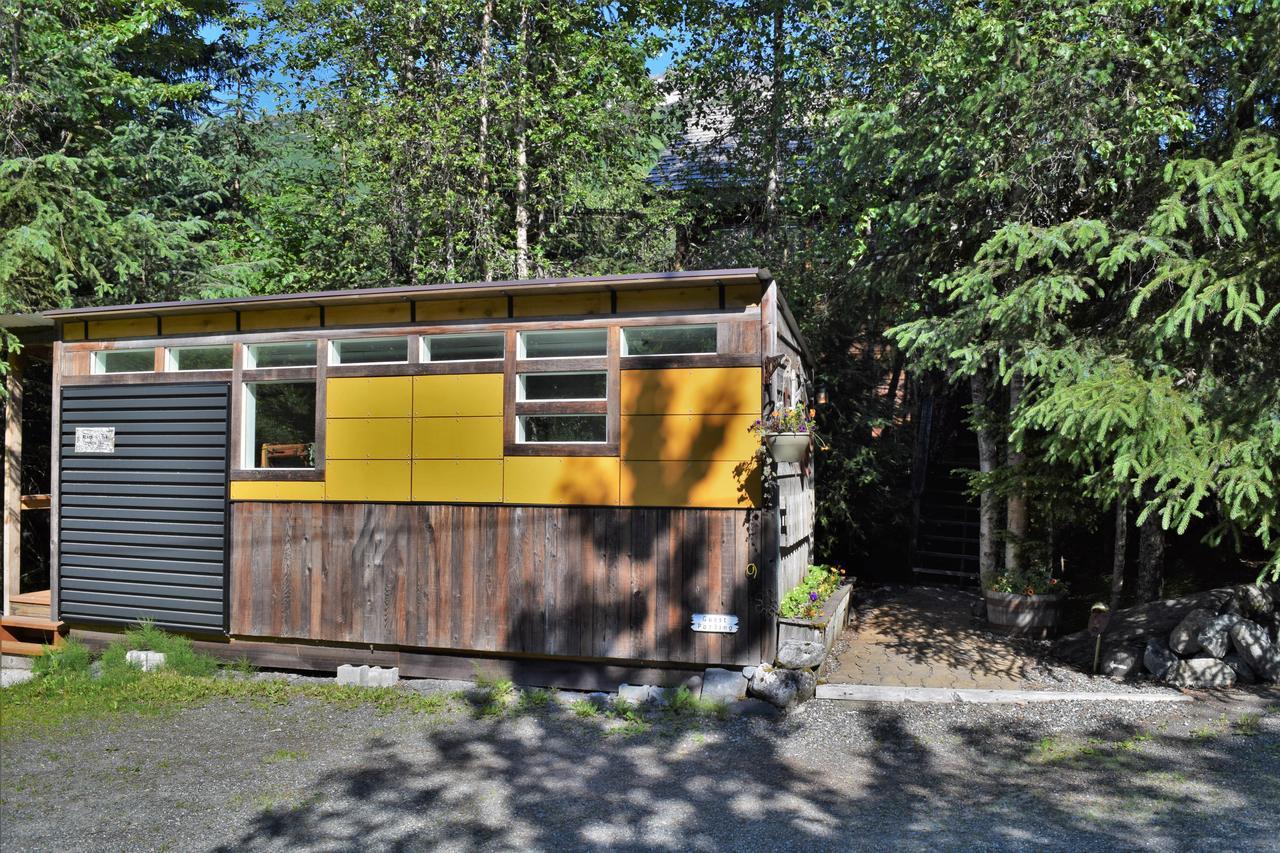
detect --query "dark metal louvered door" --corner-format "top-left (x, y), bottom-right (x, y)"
top-left (58, 383), bottom-right (230, 633)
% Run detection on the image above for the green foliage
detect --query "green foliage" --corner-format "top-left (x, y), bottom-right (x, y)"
top-left (662, 686), bottom-right (727, 719)
top-left (778, 564), bottom-right (843, 619)
top-left (31, 638), bottom-right (92, 680)
top-left (985, 564), bottom-right (1067, 597)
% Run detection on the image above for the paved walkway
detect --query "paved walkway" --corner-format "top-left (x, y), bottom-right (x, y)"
top-left (824, 585), bottom-right (1053, 689)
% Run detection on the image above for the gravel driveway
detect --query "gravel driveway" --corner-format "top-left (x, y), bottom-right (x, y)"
top-left (2, 684), bottom-right (1278, 852)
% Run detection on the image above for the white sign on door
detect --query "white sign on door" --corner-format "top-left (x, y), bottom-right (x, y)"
top-left (74, 427), bottom-right (116, 454)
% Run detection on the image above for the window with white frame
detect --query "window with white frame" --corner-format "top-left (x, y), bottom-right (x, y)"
top-left (243, 381), bottom-right (317, 469)
top-left (244, 341), bottom-right (316, 369)
top-left (621, 324), bottom-right (716, 356)
top-left (93, 349), bottom-right (154, 374)
top-left (331, 336), bottom-right (409, 365)
top-left (422, 332), bottom-right (504, 362)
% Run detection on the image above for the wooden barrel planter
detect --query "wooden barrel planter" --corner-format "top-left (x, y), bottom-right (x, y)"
top-left (777, 582), bottom-right (853, 658)
top-left (984, 591), bottom-right (1064, 636)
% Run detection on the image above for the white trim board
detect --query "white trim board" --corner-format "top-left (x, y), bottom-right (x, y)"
top-left (815, 684), bottom-right (1192, 704)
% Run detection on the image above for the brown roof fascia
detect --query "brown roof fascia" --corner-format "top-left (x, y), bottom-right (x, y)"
top-left (43, 268), bottom-right (773, 320)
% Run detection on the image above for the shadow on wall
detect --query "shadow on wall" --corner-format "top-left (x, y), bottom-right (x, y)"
top-left (205, 698), bottom-right (1267, 850)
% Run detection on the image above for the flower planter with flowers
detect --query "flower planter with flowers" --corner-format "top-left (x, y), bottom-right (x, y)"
top-left (776, 564), bottom-right (853, 657)
top-left (984, 566), bottom-right (1066, 636)
top-left (750, 404), bottom-right (819, 464)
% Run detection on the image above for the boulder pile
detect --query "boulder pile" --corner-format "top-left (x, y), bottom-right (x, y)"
top-left (1134, 582), bottom-right (1280, 688)
top-left (747, 639), bottom-right (824, 709)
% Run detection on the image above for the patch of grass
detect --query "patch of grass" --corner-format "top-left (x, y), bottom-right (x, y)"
top-left (663, 686), bottom-right (728, 720)
top-left (570, 699), bottom-right (601, 718)
top-left (227, 656), bottom-right (258, 676)
top-left (263, 749), bottom-right (306, 763)
top-left (31, 638), bottom-right (92, 679)
top-left (1233, 713), bottom-right (1262, 736)
top-left (1, 626), bottom-right (456, 741)
top-left (515, 688), bottom-right (551, 713)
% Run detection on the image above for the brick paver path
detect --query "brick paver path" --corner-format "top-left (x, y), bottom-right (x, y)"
top-left (824, 586), bottom-right (1044, 689)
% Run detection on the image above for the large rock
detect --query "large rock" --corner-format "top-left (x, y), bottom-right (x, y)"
top-left (700, 667), bottom-right (748, 702)
top-left (1166, 657), bottom-right (1237, 689)
top-left (1196, 614), bottom-right (1244, 659)
top-left (1238, 584), bottom-right (1275, 617)
top-left (1223, 654), bottom-right (1258, 685)
top-left (1143, 638), bottom-right (1179, 680)
top-left (775, 640), bottom-right (826, 670)
top-left (1100, 646), bottom-right (1142, 680)
top-left (1050, 588), bottom-right (1233, 668)
top-left (747, 664), bottom-right (816, 709)
top-left (1229, 620), bottom-right (1273, 673)
top-left (1169, 608), bottom-right (1215, 655)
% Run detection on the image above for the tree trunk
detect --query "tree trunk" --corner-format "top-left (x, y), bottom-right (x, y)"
top-left (763, 0), bottom-right (785, 229)
top-left (513, 1), bottom-right (530, 279)
top-left (1137, 506), bottom-right (1165, 602)
top-left (1110, 495), bottom-right (1128, 610)
top-left (970, 370), bottom-right (1000, 588)
top-left (477, 0), bottom-right (493, 281)
top-left (1005, 369), bottom-right (1027, 575)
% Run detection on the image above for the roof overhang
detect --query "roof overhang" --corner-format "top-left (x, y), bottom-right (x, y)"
top-left (43, 268), bottom-right (774, 321)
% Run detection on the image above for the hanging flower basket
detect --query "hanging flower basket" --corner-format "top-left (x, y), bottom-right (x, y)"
top-left (766, 431), bottom-right (811, 463)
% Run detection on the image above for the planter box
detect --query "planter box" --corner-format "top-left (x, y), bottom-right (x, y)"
top-left (766, 432), bottom-right (811, 463)
top-left (985, 590), bottom-right (1064, 637)
top-left (777, 582), bottom-right (853, 659)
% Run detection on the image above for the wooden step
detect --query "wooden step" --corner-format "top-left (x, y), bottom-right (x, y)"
top-left (0, 615), bottom-right (62, 632)
top-left (9, 589), bottom-right (52, 619)
top-left (0, 639), bottom-right (49, 657)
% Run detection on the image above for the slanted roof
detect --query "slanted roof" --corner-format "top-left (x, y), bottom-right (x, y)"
top-left (43, 268), bottom-right (773, 321)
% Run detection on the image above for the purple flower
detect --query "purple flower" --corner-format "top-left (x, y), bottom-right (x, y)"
top-left (809, 591), bottom-right (819, 602)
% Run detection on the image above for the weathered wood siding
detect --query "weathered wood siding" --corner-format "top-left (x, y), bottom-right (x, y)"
top-left (229, 502), bottom-right (769, 666)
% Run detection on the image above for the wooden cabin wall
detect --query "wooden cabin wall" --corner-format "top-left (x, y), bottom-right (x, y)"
top-left (229, 502), bottom-right (769, 667)
top-left (762, 284), bottom-right (817, 602)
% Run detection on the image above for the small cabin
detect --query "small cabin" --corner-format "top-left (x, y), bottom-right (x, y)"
top-left (40, 269), bottom-right (815, 686)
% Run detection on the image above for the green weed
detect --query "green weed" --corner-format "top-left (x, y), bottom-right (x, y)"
top-left (31, 638), bottom-right (92, 679)
top-left (515, 688), bottom-right (551, 713)
top-left (663, 686), bottom-right (728, 719)
top-left (570, 699), bottom-right (601, 718)
top-left (263, 749), bottom-right (306, 763)
top-left (1234, 713), bottom-right (1262, 736)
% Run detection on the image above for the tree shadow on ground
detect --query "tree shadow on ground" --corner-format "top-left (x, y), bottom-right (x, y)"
top-left (213, 693), bottom-right (1280, 851)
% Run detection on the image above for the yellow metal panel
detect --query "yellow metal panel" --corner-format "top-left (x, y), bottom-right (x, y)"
top-left (415, 297), bottom-right (506, 321)
top-left (502, 456), bottom-right (619, 506)
top-left (161, 312), bottom-right (236, 335)
top-left (229, 480), bottom-right (326, 501)
top-left (412, 417), bottom-right (503, 459)
top-left (325, 460), bottom-right (411, 502)
top-left (512, 292), bottom-right (611, 318)
top-left (412, 373), bottom-right (503, 417)
top-left (616, 287), bottom-right (719, 313)
top-left (239, 307), bottom-right (320, 330)
top-left (724, 283), bottom-right (761, 308)
top-left (326, 418), bottom-right (412, 460)
top-left (325, 301), bottom-right (411, 327)
top-left (326, 376), bottom-right (413, 418)
top-left (61, 322), bottom-right (86, 341)
top-left (87, 317), bottom-right (158, 340)
top-left (621, 367), bottom-right (760, 415)
top-left (413, 460), bottom-right (503, 503)
top-left (621, 459), bottom-right (761, 508)
top-left (621, 413), bottom-right (759, 461)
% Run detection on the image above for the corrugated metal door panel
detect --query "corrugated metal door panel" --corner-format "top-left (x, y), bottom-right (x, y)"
top-left (58, 383), bottom-right (230, 633)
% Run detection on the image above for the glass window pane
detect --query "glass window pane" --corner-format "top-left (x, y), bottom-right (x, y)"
top-left (519, 329), bottom-right (607, 359)
top-left (333, 337), bottom-right (408, 364)
top-left (247, 341), bottom-right (316, 368)
top-left (424, 333), bottom-right (504, 361)
top-left (171, 346), bottom-right (232, 371)
top-left (623, 325), bottom-right (717, 356)
top-left (517, 415), bottom-right (606, 443)
top-left (245, 382), bottom-right (316, 469)
top-left (519, 372), bottom-right (606, 401)
top-left (96, 349), bottom-right (154, 373)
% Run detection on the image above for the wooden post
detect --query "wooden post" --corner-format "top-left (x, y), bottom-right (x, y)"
top-left (3, 354), bottom-right (23, 617)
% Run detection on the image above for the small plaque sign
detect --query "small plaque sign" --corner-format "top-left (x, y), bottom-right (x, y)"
top-left (691, 613), bottom-right (739, 634)
top-left (75, 427), bottom-right (116, 454)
